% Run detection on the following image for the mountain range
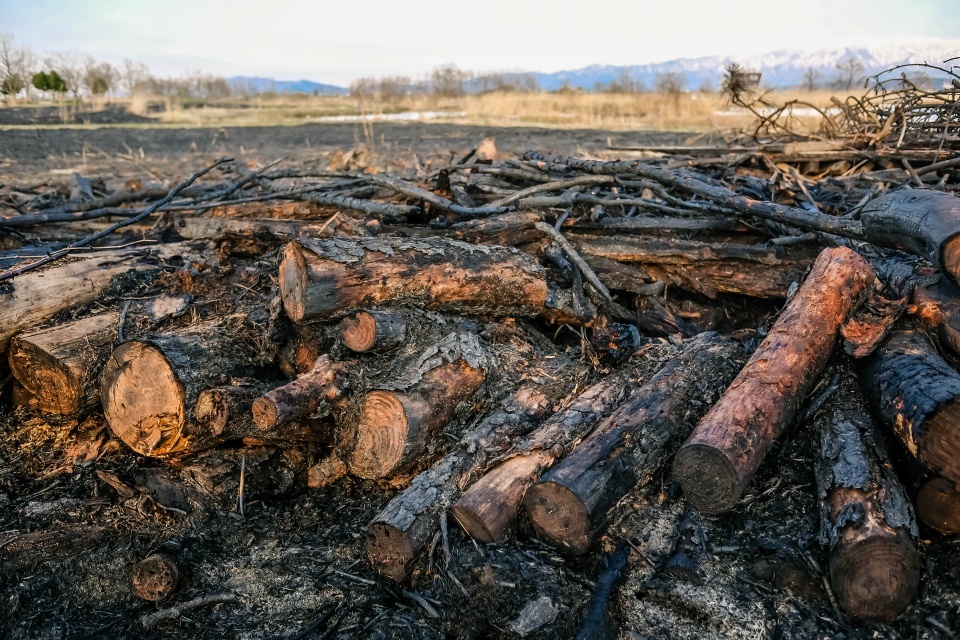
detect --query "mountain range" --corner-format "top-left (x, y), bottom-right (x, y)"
top-left (229, 39), bottom-right (960, 94)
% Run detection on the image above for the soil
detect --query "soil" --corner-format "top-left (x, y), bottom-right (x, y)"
top-left (1, 124), bottom-right (958, 640)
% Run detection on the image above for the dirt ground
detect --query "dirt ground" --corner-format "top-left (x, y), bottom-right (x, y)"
top-left (1, 122), bottom-right (959, 640)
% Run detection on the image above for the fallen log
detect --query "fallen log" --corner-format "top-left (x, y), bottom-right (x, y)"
top-left (252, 355), bottom-right (347, 430)
top-left (278, 237), bottom-right (591, 325)
top-left (450, 352), bottom-right (670, 542)
top-left (8, 312), bottom-right (118, 415)
top-left (100, 317), bottom-right (262, 456)
top-left (524, 333), bottom-right (742, 554)
top-left (366, 354), bottom-right (582, 580)
top-left (348, 359), bottom-right (486, 479)
top-left (340, 310), bottom-right (407, 353)
top-left (861, 189), bottom-right (960, 284)
top-left (673, 247), bottom-right (875, 514)
top-left (813, 370), bottom-right (920, 622)
top-left (860, 328), bottom-right (960, 486)
top-left (449, 210), bottom-right (542, 246)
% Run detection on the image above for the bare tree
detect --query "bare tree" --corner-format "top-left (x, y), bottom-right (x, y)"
top-left (48, 52), bottom-right (84, 102)
top-left (834, 58), bottom-right (864, 91)
top-left (120, 59), bottom-right (152, 95)
top-left (654, 71), bottom-right (686, 95)
top-left (0, 33), bottom-right (35, 102)
top-left (802, 67), bottom-right (820, 92)
top-left (430, 65), bottom-right (468, 97)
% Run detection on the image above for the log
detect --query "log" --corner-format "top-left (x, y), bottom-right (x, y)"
top-left (131, 554), bottom-right (181, 603)
top-left (100, 317), bottom-right (261, 456)
top-left (366, 354), bottom-right (581, 580)
top-left (449, 210), bottom-right (542, 246)
top-left (673, 247), bottom-right (875, 515)
top-left (915, 476), bottom-right (960, 535)
top-left (278, 237), bottom-right (590, 325)
top-left (8, 312), bottom-right (118, 415)
top-left (861, 189), bottom-right (960, 284)
top-left (912, 278), bottom-right (960, 357)
top-left (340, 310), bottom-right (407, 353)
top-left (813, 370), bottom-right (920, 622)
top-left (450, 354), bottom-right (666, 542)
top-left (252, 355), bottom-right (347, 430)
top-left (860, 328), bottom-right (960, 486)
top-left (348, 359), bottom-right (486, 479)
top-left (524, 333), bottom-right (742, 554)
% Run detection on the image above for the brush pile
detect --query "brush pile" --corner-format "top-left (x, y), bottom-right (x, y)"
top-left (3, 136), bottom-right (960, 637)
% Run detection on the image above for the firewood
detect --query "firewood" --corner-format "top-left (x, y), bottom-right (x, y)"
top-left (860, 328), bottom-right (960, 486)
top-left (278, 237), bottom-right (591, 325)
top-left (449, 210), bottom-right (542, 246)
top-left (348, 358), bottom-right (486, 479)
top-left (100, 317), bottom-right (262, 456)
top-left (912, 278), bottom-right (960, 357)
top-left (813, 369), bottom-right (920, 622)
top-left (340, 310), bottom-right (407, 353)
top-left (252, 355), bottom-right (347, 430)
top-left (450, 353), bottom-right (669, 543)
top-left (8, 312), bottom-right (118, 415)
top-left (366, 354), bottom-right (582, 580)
top-left (131, 554), bottom-right (181, 603)
top-left (861, 189), bottom-right (960, 284)
top-left (915, 476), bottom-right (960, 535)
top-left (673, 247), bottom-right (875, 515)
top-left (524, 333), bottom-right (742, 554)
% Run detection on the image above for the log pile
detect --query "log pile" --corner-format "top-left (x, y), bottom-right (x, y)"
top-left (3, 138), bottom-right (960, 632)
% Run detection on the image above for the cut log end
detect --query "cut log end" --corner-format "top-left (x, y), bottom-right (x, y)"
top-left (194, 389), bottom-right (229, 435)
top-left (366, 522), bottom-right (414, 581)
top-left (341, 313), bottom-right (379, 352)
top-left (131, 554), bottom-right (180, 603)
top-left (916, 477), bottom-right (960, 535)
top-left (921, 401), bottom-right (960, 485)
top-left (943, 235), bottom-right (960, 284)
top-left (279, 242), bottom-right (308, 323)
top-left (101, 341), bottom-right (185, 457)
top-left (672, 444), bottom-right (741, 515)
top-left (9, 339), bottom-right (79, 414)
top-left (830, 536), bottom-right (920, 622)
top-left (251, 397), bottom-right (279, 430)
top-left (348, 391), bottom-right (409, 479)
top-left (524, 481), bottom-right (592, 555)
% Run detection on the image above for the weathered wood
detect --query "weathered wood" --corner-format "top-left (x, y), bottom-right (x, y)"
top-left (366, 354), bottom-right (582, 580)
top-left (450, 355), bottom-right (668, 543)
top-left (252, 355), bottom-right (347, 430)
top-left (860, 328), bottom-right (960, 486)
top-left (524, 333), bottom-right (742, 554)
top-left (674, 247), bottom-right (875, 514)
top-left (449, 211), bottom-right (542, 246)
top-left (348, 359), bottom-right (486, 479)
top-left (340, 310), bottom-right (407, 353)
top-left (912, 278), bottom-right (960, 357)
top-left (100, 317), bottom-right (261, 456)
top-left (131, 554), bottom-right (181, 603)
top-left (813, 370), bottom-right (920, 622)
top-left (278, 237), bottom-right (590, 325)
top-left (861, 189), bottom-right (960, 283)
top-left (8, 312), bottom-right (118, 415)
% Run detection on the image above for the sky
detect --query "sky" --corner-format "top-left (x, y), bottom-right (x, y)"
top-left (2, 0), bottom-right (959, 85)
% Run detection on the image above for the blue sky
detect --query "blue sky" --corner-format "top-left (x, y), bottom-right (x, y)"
top-left (2, 0), bottom-right (958, 84)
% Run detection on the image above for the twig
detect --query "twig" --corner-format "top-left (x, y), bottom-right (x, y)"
top-left (218, 157), bottom-right (283, 200)
top-left (534, 222), bottom-right (612, 303)
top-left (0, 158), bottom-right (231, 283)
top-left (117, 300), bottom-right (132, 343)
top-left (373, 174), bottom-right (509, 217)
top-left (901, 159), bottom-right (925, 188)
top-left (491, 175), bottom-right (616, 207)
top-left (139, 593), bottom-right (239, 627)
top-left (402, 590), bottom-right (439, 618)
top-left (238, 455), bottom-right (246, 517)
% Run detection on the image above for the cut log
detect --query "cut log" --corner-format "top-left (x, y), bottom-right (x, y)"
top-left (524, 333), bottom-right (742, 554)
top-left (912, 278), bottom-right (960, 357)
top-left (100, 317), bottom-right (261, 456)
top-left (131, 554), bottom-right (181, 603)
top-left (915, 476), bottom-right (960, 535)
top-left (813, 370), bottom-right (920, 622)
top-left (366, 354), bottom-right (581, 580)
top-left (450, 354), bottom-right (668, 543)
top-left (861, 189), bottom-right (960, 284)
top-left (673, 247), bottom-right (875, 515)
top-left (252, 355), bottom-right (347, 430)
top-left (348, 359), bottom-right (486, 479)
top-left (860, 328), bottom-right (960, 486)
top-left (340, 310), bottom-right (407, 353)
top-left (572, 234), bottom-right (818, 299)
top-left (8, 312), bottom-right (118, 415)
top-left (278, 237), bottom-right (590, 325)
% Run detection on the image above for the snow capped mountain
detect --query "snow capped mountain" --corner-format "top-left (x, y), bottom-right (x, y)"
top-left (533, 39), bottom-right (960, 91)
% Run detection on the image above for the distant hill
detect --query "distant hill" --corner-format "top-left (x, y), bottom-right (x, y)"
top-left (227, 76), bottom-right (347, 95)
top-left (531, 39), bottom-right (960, 91)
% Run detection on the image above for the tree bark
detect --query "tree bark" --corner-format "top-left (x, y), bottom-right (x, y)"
top-left (278, 237), bottom-right (590, 325)
top-left (861, 189), bottom-right (960, 284)
top-left (673, 247), bottom-right (875, 515)
top-left (8, 312), bottom-right (118, 415)
top-left (450, 355), bottom-right (667, 543)
top-left (366, 354), bottom-right (582, 580)
top-left (524, 333), bottom-right (742, 554)
top-left (340, 310), bottom-right (407, 353)
top-left (348, 359), bottom-right (486, 479)
top-left (449, 211), bottom-right (542, 246)
top-left (252, 355), bottom-right (347, 430)
top-left (100, 317), bottom-right (261, 456)
top-left (813, 369), bottom-right (920, 622)
top-left (859, 327), bottom-right (960, 486)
